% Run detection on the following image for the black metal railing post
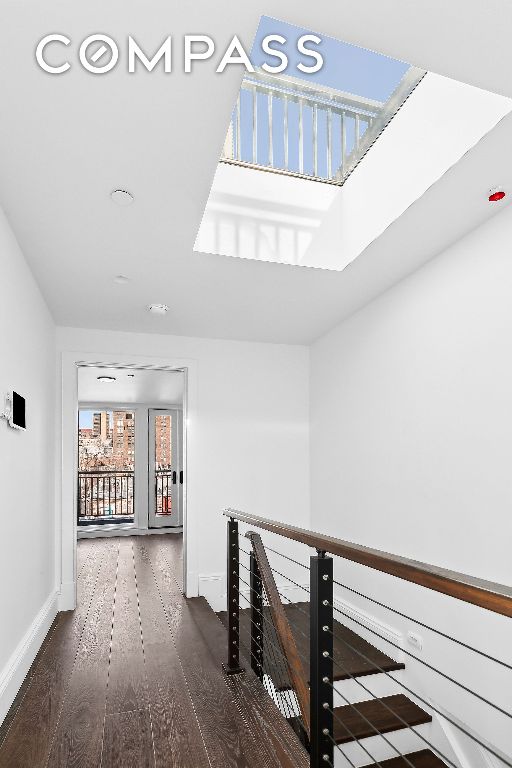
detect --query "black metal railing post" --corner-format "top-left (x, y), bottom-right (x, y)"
top-left (223, 517), bottom-right (244, 674)
top-left (310, 550), bottom-right (334, 768)
top-left (250, 550), bottom-right (264, 680)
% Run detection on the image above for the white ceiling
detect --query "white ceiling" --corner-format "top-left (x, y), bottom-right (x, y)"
top-left (78, 366), bottom-right (184, 405)
top-left (1, 1), bottom-right (512, 345)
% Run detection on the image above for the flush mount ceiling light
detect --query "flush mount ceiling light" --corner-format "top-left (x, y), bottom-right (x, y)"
top-left (127, 374), bottom-right (135, 378)
top-left (110, 189), bottom-right (134, 206)
top-left (148, 303), bottom-right (169, 315)
top-left (97, 375), bottom-right (116, 383)
top-left (488, 188), bottom-right (506, 202)
top-left (114, 274), bottom-right (130, 284)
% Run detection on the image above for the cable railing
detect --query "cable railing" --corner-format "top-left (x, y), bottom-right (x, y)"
top-left (220, 67), bottom-right (425, 184)
top-left (222, 509), bottom-right (512, 768)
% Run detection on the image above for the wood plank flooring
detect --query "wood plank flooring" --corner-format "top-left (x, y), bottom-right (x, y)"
top-left (0, 535), bottom-right (307, 768)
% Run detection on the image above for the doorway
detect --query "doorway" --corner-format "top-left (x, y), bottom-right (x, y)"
top-left (76, 366), bottom-right (185, 535)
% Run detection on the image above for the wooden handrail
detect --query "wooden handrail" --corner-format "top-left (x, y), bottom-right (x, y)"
top-left (247, 532), bottom-right (311, 736)
top-left (224, 510), bottom-right (512, 619)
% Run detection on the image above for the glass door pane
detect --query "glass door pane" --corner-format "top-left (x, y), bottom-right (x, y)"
top-left (148, 409), bottom-right (181, 528)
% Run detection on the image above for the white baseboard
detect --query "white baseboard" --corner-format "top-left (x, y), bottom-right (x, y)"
top-left (58, 581), bottom-right (76, 611)
top-left (332, 593), bottom-right (404, 661)
top-left (0, 591), bottom-right (58, 726)
top-left (198, 573), bottom-right (308, 613)
top-left (77, 526), bottom-right (183, 539)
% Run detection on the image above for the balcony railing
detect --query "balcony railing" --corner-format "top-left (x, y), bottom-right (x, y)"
top-left (221, 67), bottom-right (425, 184)
top-left (78, 470), bottom-right (134, 525)
top-left (155, 469), bottom-right (174, 515)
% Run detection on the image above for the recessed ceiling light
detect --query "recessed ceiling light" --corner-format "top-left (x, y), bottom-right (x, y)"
top-left (148, 304), bottom-right (169, 315)
top-left (111, 189), bottom-right (134, 206)
top-left (97, 375), bottom-right (116, 383)
top-left (114, 274), bottom-right (130, 284)
top-left (488, 187), bottom-right (506, 202)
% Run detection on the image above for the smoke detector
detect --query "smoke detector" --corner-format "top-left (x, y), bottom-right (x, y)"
top-left (111, 189), bottom-right (134, 206)
top-left (148, 304), bottom-right (169, 315)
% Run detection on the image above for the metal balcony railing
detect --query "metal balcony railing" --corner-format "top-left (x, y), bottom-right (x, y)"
top-left (221, 67), bottom-right (425, 184)
top-left (155, 469), bottom-right (174, 515)
top-left (77, 470), bottom-right (134, 524)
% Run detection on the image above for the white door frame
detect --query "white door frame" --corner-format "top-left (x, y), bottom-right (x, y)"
top-left (59, 351), bottom-right (197, 611)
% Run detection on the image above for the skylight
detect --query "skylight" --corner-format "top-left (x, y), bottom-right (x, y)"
top-left (220, 17), bottom-right (425, 184)
top-left (195, 18), bottom-right (512, 271)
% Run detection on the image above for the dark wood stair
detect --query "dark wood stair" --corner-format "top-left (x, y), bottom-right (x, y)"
top-left (332, 693), bottom-right (432, 744)
top-left (218, 600), bottom-right (449, 766)
top-left (218, 601), bottom-right (405, 691)
top-left (362, 749), bottom-right (448, 767)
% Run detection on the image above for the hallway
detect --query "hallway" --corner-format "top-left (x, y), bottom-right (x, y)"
top-left (0, 535), bottom-right (307, 768)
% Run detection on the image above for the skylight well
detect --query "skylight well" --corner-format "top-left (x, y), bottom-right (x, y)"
top-left (195, 17), bottom-right (512, 271)
top-left (220, 19), bottom-right (425, 184)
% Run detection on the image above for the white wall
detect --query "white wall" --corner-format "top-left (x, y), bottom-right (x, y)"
top-left (304, 73), bottom-right (511, 272)
top-left (310, 204), bottom-right (512, 761)
top-left (0, 206), bottom-right (56, 723)
top-left (56, 327), bottom-right (310, 610)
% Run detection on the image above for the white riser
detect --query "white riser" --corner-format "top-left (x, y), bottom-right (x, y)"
top-left (333, 722), bottom-right (432, 768)
top-left (333, 670), bottom-right (405, 707)
top-left (267, 671), bottom-right (406, 715)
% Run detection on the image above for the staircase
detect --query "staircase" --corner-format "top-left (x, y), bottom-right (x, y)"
top-left (218, 601), bottom-right (447, 767)
top-left (220, 509), bottom-right (512, 768)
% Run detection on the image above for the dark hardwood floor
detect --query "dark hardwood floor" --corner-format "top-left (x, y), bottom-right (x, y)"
top-left (0, 535), bottom-right (308, 768)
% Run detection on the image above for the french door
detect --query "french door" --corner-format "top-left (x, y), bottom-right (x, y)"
top-left (148, 408), bottom-right (182, 528)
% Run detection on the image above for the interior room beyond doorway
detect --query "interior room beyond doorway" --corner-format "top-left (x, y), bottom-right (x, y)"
top-left (77, 365), bottom-right (185, 538)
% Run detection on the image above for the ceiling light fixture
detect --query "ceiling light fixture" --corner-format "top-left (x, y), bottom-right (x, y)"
top-left (114, 274), bottom-right (130, 284)
top-left (97, 375), bottom-right (116, 383)
top-left (488, 188), bottom-right (506, 202)
top-left (110, 189), bottom-right (134, 206)
top-left (148, 304), bottom-right (169, 315)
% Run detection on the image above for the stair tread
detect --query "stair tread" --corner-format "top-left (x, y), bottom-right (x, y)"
top-left (333, 693), bottom-right (432, 744)
top-left (362, 749), bottom-right (447, 767)
top-left (217, 602), bottom-right (404, 691)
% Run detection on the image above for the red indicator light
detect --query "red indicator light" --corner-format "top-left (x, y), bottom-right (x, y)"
top-left (488, 190), bottom-right (506, 202)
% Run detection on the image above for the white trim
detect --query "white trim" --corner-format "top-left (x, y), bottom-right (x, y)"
top-left (0, 592), bottom-right (58, 725)
top-left (198, 573), bottom-right (309, 613)
top-left (433, 703), bottom-right (510, 768)
top-left (58, 581), bottom-right (75, 611)
top-left (78, 526), bottom-right (182, 539)
top-left (332, 593), bottom-right (404, 661)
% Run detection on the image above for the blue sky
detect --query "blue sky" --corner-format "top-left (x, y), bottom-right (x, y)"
top-left (252, 17), bottom-right (410, 102)
top-left (78, 409), bottom-right (112, 429)
top-left (79, 410), bottom-right (94, 428)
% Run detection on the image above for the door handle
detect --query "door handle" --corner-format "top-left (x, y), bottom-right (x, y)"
top-left (172, 471), bottom-right (177, 484)
top-left (179, 470), bottom-right (183, 485)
